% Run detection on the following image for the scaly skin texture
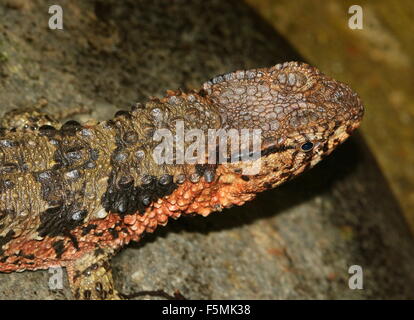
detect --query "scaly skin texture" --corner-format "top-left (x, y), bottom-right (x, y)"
top-left (0, 62), bottom-right (363, 299)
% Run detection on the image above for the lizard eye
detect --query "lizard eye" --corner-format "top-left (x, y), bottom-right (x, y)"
top-left (300, 141), bottom-right (314, 152)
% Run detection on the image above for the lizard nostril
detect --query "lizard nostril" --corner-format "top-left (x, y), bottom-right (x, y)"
top-left (300, 141), bottom-right (314, 152)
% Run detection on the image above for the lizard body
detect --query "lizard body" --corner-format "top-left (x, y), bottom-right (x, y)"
top-left (0, 62), bottom-right (363, 299)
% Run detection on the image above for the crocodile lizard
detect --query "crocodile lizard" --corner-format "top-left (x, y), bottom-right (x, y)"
top-left (0, 62), bottom-right (363, 299)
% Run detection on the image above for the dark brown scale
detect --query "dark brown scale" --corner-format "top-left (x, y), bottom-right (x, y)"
top-left (159, 174), bottom-right (172, 186)
top-left (150, 107), bottom-right (164, 122)
top-left (0, 179), bottom-right (15, 191)
top-left (241, 175), bottom-right (250, 182)
top-left (108, 228), bottom-right (119, 239)
top-left (141, 194), bottom-right (151, 206)
top-left (36, 170), bottom-right (53, 182)
top-left (195, 164), bottom-right (207, 176)
top-left (101, 171), bottom-right (177, 215)
top-left (65, 148), bottom-right (84, 162)
top-left (61, 120), bottom-right (82, 136)
top-left (0, 230), bottom-right (15, 255)
top-left (53, 141), bottom-right (90, 170)
top-left (60, 120), bottom-right (82, 131)
top-left (118, 176), bottom-right (134, 187)
top-left (17, 252), bottom-right (35, 260)
top-left (37, 203), bottom-right (88, 237)
top-left (130, 103), bottom-right (144, 112)
top-left (83, 290), bottom-right (92, 300)
top-left (112, 151), bottom-right (128, 163)
top-left (104, 119), bottom-right (116, 129)
top-left (280, 171), bottom-right (291, 179)
top-left (81, 224), bottom-right (97, 236)
top-left (204, 170), bottom-right (215, 183)
top-left (123, 131), bottom-right (138, 144)
top-left (141, 175), bottom-right (153, 185)
top-left (38, 125), bottom-right (57, 137)
top-left (143, 126), bottom-right (155, 139)
top-left (65, 169), bottom-right (81, 180)
top-left (81, 149), bottom-right (100, 170)
top-left (34, 170), bottom-right (64, 205)
top-left (189, 173), bottom-right (200, 183)
top-left (62, 120), bottom-right (81, 129)
top-left (264, 182), bottom-right (272, 189)
top-left (83, 161), bottom-right (96, 169)
top-left (80, 128), bottom-right (93, 137)
top-left (135, 150), bottom-right (145, 160)
top-left (0, 210), bottom-right (8, 222)
top-left (175, 174), bottom-right (186, 184)
top-left (89, 149), bottom-right (100, 161)
top-left (100, 291), bottom-right (108, 299)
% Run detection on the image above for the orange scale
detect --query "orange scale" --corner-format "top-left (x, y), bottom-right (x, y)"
top-left (148, 210), bottom-right (157, 218)
top-left (154, 207), bottom-right (163, 215)
top-left (196, 196), bottom-right (207, 202)
top-left (200, 190), bottom-right (212, 198)
top-left (171, 212), bottom-right (181, 219)
top-left (167, 204), bottom-right (179, 211)
top-left (147, 219), bottom-right (158, 229)
top-left (194, 184), bottom-right (205, 192)
top-left (189, 203), bottom-right (199, 210)
top-left (124, 214), bottom-right (136, 225)
top-left (199, 208), bottom-right (212, 217)
top-left (157, 214), bottom-right (168, 224)
top-left (183, 191), bottom-right (192, 200)
top-left (177, 199), bottom-right (187, 207)
top-left (202, 201), bottom-right (211, 207)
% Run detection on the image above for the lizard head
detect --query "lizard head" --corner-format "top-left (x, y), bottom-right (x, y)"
top-left (203, 61), bottom-right (364, 186)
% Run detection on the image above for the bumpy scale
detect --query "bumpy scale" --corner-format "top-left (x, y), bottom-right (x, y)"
top-left (0, 62), bottom-right (364, 299)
